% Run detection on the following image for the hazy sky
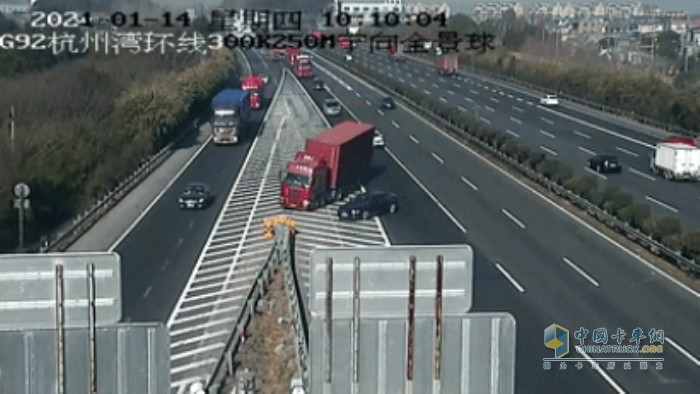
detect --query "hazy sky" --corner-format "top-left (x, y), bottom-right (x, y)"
top-left (154, 0), bottom-right (700, 15)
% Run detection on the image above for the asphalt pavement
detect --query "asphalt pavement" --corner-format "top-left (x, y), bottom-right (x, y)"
top-left (345, 46), bottom-right (700, 232)
top-left (298, 51), bottom-right (700, 393)
top-left (114, 52), bottom-right (272, 323)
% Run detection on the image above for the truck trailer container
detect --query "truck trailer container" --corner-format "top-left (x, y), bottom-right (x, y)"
top-left (210, 89), bottom-right (251, 145)
top-left (436, 54), bottom-right (458, 76)
top-left (650, 136), bottom-right (700, 180)
top-left (280, 121), bottom-right (374, 210)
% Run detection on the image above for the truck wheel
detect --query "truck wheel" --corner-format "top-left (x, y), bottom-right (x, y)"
top-left (389, 203), bottom-right (397, 213)
top-left (664, 171), bottom-right (672, 180)
top-left (362, 211), bottom-right (370, 220)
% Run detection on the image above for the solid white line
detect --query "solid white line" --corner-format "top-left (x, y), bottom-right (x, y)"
top-left (392, 120), bottom-right (400, 129)
top-left (628, 167), bottom-right (656, 181)
top-left (510, 116), bottom-right (522, 124)
top-left (501, 208), bottom-right (526, 229)
top-left (512, 106), bottom-right (524, 112)
top-left (616, 146), bottom-right (639, 157)
top-left (644, 195), bottom-right (679, 213)
top-left (108, 134), bottom-right (212, 251)
top-left (460, 176), bottom-right (478, 191)
top-left (573, 130), bottom-right (591, 139)
top-left (578, 146), bottom-right (596, 155)
top-left (540, 145), bottom-right (558, 156)
top-left (666, 337), bottom-right (700, 367)
top-left (431, 152), bottom-right (444, 164)
top-left (313, 51), bottom-right (700, 299)
top-left (408, 135), bottom-right (419, 143)
top-left (584, 166), bottom-right (607, 180)
top-left (575, 347), bottom-right (627, 393)
top-left (505, 129), bottom-right (520, 138)
top-left (485, 105), bottom-right (495, 112)
top-left (540, 129), bottom-right (555, 138)
top-left (562, 256), bottom-right (600, 287)
top-left (541, 117), bottom-right (554, 124)
top-left (494, 263), bottom-right (526, 293)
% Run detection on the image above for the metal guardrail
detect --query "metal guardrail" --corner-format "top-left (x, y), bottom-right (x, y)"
top-left (320, 50), bottom-right (700, 276)
top-left (409, 53), bottom-right (696, 137)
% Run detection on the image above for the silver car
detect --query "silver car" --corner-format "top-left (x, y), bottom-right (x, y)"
top-left (322, 98), bottom-right (342, 116)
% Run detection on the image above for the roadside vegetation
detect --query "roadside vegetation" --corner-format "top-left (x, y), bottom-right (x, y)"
top-left (0, 42), bottom-right (239, 252)
top-left (323, 49), bottom-right (700, 274)
top-left (393, 13), bottom-right (700, 132)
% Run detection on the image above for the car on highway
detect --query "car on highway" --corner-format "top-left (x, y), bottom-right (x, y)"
top-left (380, 96), bottom-right (395, 109)
top-left (588, 154), bottom-right (622, 174)
top-left (178, 182), bottom-right (211, 209)
top-left (344, 53), bottom-right (353, 61)
top-left (322, 98), bottom-right (342, 116)
top-left (337, 191), bottom-right (398, 220)
top-left (539, 94), bottom-right (560, 106)
top-left (312, 78), bottom-right (324, 90)
top-left (373, 130), bottom-right (385, 148)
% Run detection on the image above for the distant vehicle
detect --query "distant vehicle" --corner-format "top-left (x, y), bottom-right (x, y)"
top-left (380, 96), bottom-right (395, 109)
top-left (339, 36), bottom-right (351, 50)
top-left (280, 121), bottom-right (375, 210)
top-left (344, 53), bottom-right (353, 61)
top-left (650, 136), bottom-right (700, 180)
top-left (540, 94), bottom-right (560, 106)
top-left (312, 78), bottom-right (324, 90)
top-left (435, 54), bottom-right (457, 76)
top-left (178, 183), bottom-right (211, 209)
top-left (241, 75), bottom-right (266, 110)
top-left (286, 47), bottom-right (301, 66)
top-left (373, 130), bottom-right (385, 148)
top-left (322, 98), bottom-right (342, 116)
top-left (211, 89), bottom-right (251, 145)
top-left (294, 53), bottom-right (313, 78)
top-left (388, 43), bottom-right (405, 62)
top-left (337, 191), bottom-right (398, 221)
top-left (588, 154), bottom-right (622, 174)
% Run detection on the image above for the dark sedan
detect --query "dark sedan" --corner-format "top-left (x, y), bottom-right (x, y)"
top-left (380, 97), bottom-right (395, 109)
top-left (178, 182), bottom-right (211, 209)
top-left (588, 154), bottom-right (622, 174)
top-left (337, 191), bottom-right (398, 220)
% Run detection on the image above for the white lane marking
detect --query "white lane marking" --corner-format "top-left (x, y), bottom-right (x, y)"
top-left (423, 89), bottom-right (431, 95)
top-left (501, 208), bottom-right (526, 229)
top-left (447, 90), bottom-right (455, 95)
top-left (526, 102), bottom-right (534, 106)
top-left (540, 129), bottom-right (555, 138)
top-left (507, 94), bottom-right (514, 99)
top-left (645, 195), bottom-right (679, 213)
top-left (432, 83), bottom-right (439, 88)
top-left (512, 106), bottom-right (524, 113)
top-left (584, 167), bottom-right (607, 180)
top-left (355, 92), bottom-right (361, 97)
top-left (364, 99), bottom-right (371, 106)
top-left (419, 77), bottom-right (424, 82)
top-left (457, 105), bottom-right (466, 112)
top-left (541, 117), bottom-right (554, 124)
top-left (431, 152), bottom-right (444, 164)
top-left (460, 176), bottom-right (478, 191)
top-left (392, 120), bottom-right (400, 129)
top-left (490, 97), bottom-right (500, 103)
top-left (410, 83), bottom-right (417, 88)
top-left (666, 337), bottom-right (700, 367)
top-left (439, 97), bottom-right (447, 103)
top-left (516, 97), bottom-right (523, 102)
top-left (453, 83), bottom-right (460, 88)
top-left (408, 135), bottom-right (419, 143)
top-left (510, 116), bottom-right (522, 124)
top-left (540, 145), bottom-right (558, 156)
top-left (143, 285), bottom-right (152, 298)
top-left (108, 134), bottom-right (213, 251)
top-left (479, 117), bottom-right (491, 124)
top-left (494, 263), bottom-right (526, 293)
top-left (398, 77), bottom-right (404, 83)
top-left (616, 146), bottom-right (640, 157)
top-left (628, 167), bottom-right (656, 181)
top-left (469, 89), bottom-right (479, 95)
top-left (485, 105), bottom-right (495, 112)
top-left (506, 129), bottom-right (520, 138)
top-left (464, 97), bottom-right (473, 103)
top-left (539, 106), bottom-right (654, 149)
top-left (562, 257), bottom-right (600, 287)
top-left (576, 347), bottom-right (627, 393)
top-left (573, 130), bottom-right (591, 139)
top-left (313, 51), bottom-right (700, 299)
top-left (578, 146), bottom-right (596, 155)
top-left (377, 109), bottom-right (384, 116)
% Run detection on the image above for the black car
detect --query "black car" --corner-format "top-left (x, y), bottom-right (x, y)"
top-left (588, 154), bottom-right (622, 174)
top-left (337, 191), bottom-right (398, 220)
top-left (380, 97), bottom-right (395, 109)
top-left (178, 182), bottom-right (211, 209)
top-left (312, 79), bottom-right (324, 90)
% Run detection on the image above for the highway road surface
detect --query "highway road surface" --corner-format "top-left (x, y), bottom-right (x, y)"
top-left (288, 50), bottom-right (700, 393)
top-left (346, 46), bottom-right (700, 232)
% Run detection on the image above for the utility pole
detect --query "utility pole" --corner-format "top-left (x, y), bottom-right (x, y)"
top-left (9, 105), bottom-right (15, 153)
top-left (14, 182), bottom-right (30, 252)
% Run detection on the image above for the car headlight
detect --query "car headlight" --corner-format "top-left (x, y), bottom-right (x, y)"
top-left (198, 198), bottom-right (205, 203)
top-left (178, 198), bottom-right (184, 203)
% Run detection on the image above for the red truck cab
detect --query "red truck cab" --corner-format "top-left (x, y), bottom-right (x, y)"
top-left (287, 47), bottom-right (301, 66)
top-left (294, 54), bottom-right (312, 78)
top-left (241, 75), bottom-right (266, 110)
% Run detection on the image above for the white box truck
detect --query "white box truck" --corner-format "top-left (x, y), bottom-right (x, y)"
top-left (650, 136), bottom-right (700, 180)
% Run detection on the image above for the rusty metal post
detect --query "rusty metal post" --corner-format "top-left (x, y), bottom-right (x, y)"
top-left (55, 265), bottom-right (66, 394)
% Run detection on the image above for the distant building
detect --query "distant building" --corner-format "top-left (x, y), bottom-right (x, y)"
top-left (405, 3), bottom-right (451, 19)
top-left (472, 2), bottom-right (525, 22)
top-left (333, 0), bottom-right (404, 24)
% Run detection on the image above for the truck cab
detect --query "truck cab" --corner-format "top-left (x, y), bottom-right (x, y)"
top-left (280, 152), bottom-right (330, 210)
top-left (287, 47), bottom-right (301, 66)
top-left (294, 54), bottom-right (312, 78)
top-left (211, 89), bottom-right (250, 145)
top-left (241, 75), bottom-right (266, 110)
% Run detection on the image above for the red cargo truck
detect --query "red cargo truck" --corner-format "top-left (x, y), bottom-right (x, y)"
top-left (436, 54), bottom-right (458, 76)
top-left (294, 54), bottom-right (313, 78)
top-left (280, 121), bottom-right (374, 210)
top-left (287, 47), bottom-right (300, 66)
top-left (388, 43), bottom-right (405, 62)
top-left (241, 75), bottom-right (266, 109)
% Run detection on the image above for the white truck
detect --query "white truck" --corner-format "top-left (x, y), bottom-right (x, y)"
top-left (650, 136), bottom-right (700, 180)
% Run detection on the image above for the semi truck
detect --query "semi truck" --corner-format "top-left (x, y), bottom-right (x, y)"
top-left (650, 136), bottom-right (700, 180)
top-left (388, 43), bottom-right (405, 62)
top-left (210, 89), bottom-right (250, 145)
top-left (241, 75), bottom-right (267, 110)
top-left (436, 54), bottom-right (458, 76)
top-left (280, 121), bottom-right (374, 210)
top-left (294, 54), bottom-right (313, 78)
